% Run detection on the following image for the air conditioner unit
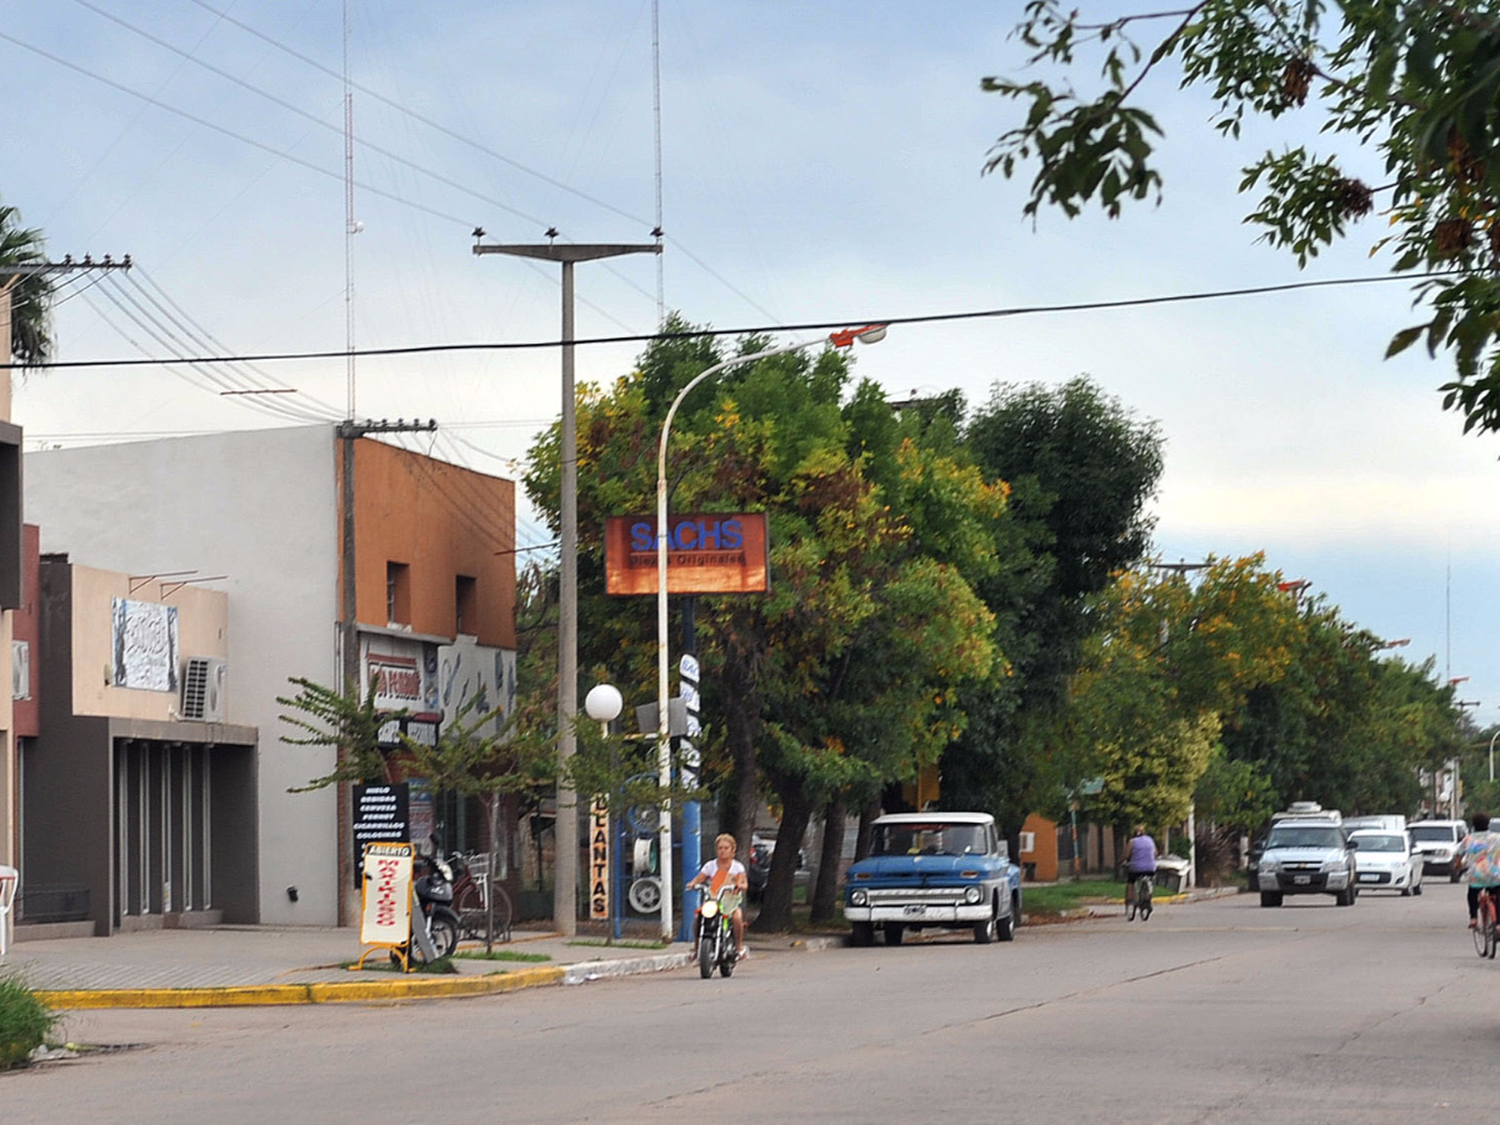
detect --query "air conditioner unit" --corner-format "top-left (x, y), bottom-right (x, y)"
top-left (181, 657), bottom-right (227, 722)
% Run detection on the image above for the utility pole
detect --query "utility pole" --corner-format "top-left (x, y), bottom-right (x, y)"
top-left (472, 232), bottom-right (660, 936)
top-left (336, 416), bottom-right (437, 926)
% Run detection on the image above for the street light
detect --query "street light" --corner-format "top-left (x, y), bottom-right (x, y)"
top-left (584, 682), bottom-right (624, 735)
top-left (1489, 729), bottom-right (1499, 783)
top-left (652, 324), bottom-right (888, 941)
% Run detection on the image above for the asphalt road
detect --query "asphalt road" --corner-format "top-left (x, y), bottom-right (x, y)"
top-left (9, 882), bottom-right (1492, 1124)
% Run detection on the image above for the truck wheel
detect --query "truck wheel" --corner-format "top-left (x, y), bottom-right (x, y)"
top-left (850, 921), bottom-right (874, 947)
top-left (1259, 892), bottom-right (1283, 908)
top-left (973, 911), bottom-right (996, 944)
top-left (883, 923), bottom-right (904, 946)
top-left (1335, 887), bottom-right (1353, 906)
top-left (996, 903), bottom-right (1015, 942)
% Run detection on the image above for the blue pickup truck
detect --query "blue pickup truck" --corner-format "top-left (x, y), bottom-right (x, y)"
top-left (844, 812), bottom-right (1023, 945)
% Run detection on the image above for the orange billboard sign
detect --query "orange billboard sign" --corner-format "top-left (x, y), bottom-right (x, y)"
top-left (605, 513), bottom-right (769, 596)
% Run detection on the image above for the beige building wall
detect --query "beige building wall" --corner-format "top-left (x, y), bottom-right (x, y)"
top-left (68, 565), bottom-right (228, 721)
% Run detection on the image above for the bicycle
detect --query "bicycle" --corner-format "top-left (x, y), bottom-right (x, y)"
top-left (1472, 886), bottom-right (1498, 959)
top-left (1125, 870), bottom-right (1154, 922)
top-left (451, 852), bottom-right (513, 945)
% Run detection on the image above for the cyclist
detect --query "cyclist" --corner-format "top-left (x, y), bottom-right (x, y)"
top-left (1122, 824), bottom-right (1159, 915)
top-left (686, 833), bottom-right (749, 960)
top-left (1459, 811), bottom-right (1500, 929)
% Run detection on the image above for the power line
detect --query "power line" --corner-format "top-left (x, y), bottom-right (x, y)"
top-left (19, 270), bottom-right (1462, 371)
top-left (181, 0), bottom-right (653, 230)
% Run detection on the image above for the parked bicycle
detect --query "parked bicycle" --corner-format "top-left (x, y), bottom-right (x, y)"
top-left (450, 852), bottom-right (513, 945)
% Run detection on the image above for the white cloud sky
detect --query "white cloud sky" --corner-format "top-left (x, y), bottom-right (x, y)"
top-left (4, 1), bottom-right (1496, 725)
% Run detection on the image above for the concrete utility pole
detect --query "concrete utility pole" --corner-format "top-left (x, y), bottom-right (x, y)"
top-left (336, 417), bottom-right (437, 925)
top-left (472, 233), bottom-right (660, 936)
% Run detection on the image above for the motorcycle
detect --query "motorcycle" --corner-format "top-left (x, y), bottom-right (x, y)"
top-left (392, 848), bottom-right (460, 968)
top-left (694, 886), bottom-right (738, 980)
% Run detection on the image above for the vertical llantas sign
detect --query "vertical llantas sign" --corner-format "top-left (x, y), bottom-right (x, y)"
top-left (359, 841), bottom-right (413, 948)
top-left (111, 598), bottom-right (179, 691)
top-left (589, 796), bottom-right (610, 921)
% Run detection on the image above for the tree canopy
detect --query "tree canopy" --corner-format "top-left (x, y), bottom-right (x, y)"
top-left (984, 1), bottom-right (1500, 436)
top-left (0, 202), bottom-right (52, 368)
top-left (526, 317), bottom-right (1005, 930)
top-left (940, 376), bottom-right (1164, 839)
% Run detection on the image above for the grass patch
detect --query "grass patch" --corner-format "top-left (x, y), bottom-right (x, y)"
top-left (0, 976), bottom-right (57, 1068)
top-left (567, 938), bottom-right (667, 950)
top-left (453, 949), bottom-right (551, 963)
top-left (1022, 879), bottom-right (1131, 915)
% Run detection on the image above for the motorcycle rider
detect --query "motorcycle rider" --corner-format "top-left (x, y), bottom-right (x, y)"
top-left (687, 833), bottom-right (749, 960)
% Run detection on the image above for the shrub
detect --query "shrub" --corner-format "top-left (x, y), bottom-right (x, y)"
top-left (0, 976), bottom-right (55, 1068)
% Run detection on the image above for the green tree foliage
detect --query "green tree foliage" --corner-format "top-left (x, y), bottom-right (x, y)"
top-left (1069, 555), bottom-right (1304, 830)
top-left (526, 317), bottom-right (1004, 931)
top-left (277, 676), bottom-right (393, 790)
top-left (940, 376), bottom-right (1164, 840)
top-left (1194, 744), bottom-right (1277, 833)
top-left (1221, 611), bottom-right (1460, 815)
top-left (0, 201), bottom-right (52, 368)
top-left (984, 2), bottom-right (1500, 435)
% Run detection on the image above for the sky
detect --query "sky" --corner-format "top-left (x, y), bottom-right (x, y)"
top-left (2, 2), bottom-right (1496, 734)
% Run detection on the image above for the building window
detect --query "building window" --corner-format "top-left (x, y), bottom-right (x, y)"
top-left (455, 575), bottom-right (477, 635)
top-left (386, 562), bottom-right (410, 625)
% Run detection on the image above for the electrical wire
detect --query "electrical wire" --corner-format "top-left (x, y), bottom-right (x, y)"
top-left (20, 270), bottom-right (1463, 371)
top-left (182, 0), bottom-right (653, 230)
top-left (0, 28), bottom-right (476, 231)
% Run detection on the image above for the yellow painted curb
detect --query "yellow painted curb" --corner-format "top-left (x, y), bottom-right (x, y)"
top-left (37, 966), bottom-right (566, 1010)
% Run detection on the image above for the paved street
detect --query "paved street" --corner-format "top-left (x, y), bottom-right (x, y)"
top-left (5, 884), bottom-right (1492, 1124)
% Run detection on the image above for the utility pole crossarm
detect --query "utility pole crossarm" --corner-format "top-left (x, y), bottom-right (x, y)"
top-left (473, 243), bottom-right (660, 263)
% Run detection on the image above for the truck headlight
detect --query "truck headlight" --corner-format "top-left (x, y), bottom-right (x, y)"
top-left (963, 885), bottom-right (983, 905)
top-left (850, 889), bottom-right (868, 907)
top-left (1320, 857), bottom-right (1346, 873)
top-left (1258, 860), bottom-right (1280, 873)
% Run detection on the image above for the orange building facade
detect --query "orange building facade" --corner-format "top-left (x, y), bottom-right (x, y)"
top-left (343, 437), bottom-right (516, 649)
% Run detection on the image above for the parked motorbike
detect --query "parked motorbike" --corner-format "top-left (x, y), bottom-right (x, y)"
top-left (393, 848), bottom-right (460, 968)
top-left (694, 886), bottom-right (738, 980)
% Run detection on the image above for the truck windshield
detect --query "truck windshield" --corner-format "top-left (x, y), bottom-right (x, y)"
top-left (871, 823), bottom-right (987, 857)
top-left (1266, 826), bottom-right (1343, 849)
top-left (1352, 834), bottom-right (1404, 852)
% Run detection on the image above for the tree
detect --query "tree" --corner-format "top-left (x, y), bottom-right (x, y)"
top-left (940, 376), bottom-right (1164, 845)
top-left (526, 319), bottom-right (1006, 931)
top-left (1068, 555), bottom-right (1304, 831)
top-left (984, 2), bottom-right (1500, 436)
top-left (0, 202), bottom-right (53, 367)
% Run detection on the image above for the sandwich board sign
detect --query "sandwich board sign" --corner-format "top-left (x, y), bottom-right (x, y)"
top-left (356, 841), bottom-right (413, 968)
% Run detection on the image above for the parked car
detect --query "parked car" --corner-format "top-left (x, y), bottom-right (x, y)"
top-left (1409, 819), bottom-right (1469, 882)
top-left (1348, 829), bottom-right (1424, 896)
top-left (843, 812), bottom-right (1021, 945)
top-left (1256, 817), bottom-right (1359, 906)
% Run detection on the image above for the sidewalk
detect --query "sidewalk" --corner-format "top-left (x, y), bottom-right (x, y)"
top-left (3, 924), bottom-right (840, 1010)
